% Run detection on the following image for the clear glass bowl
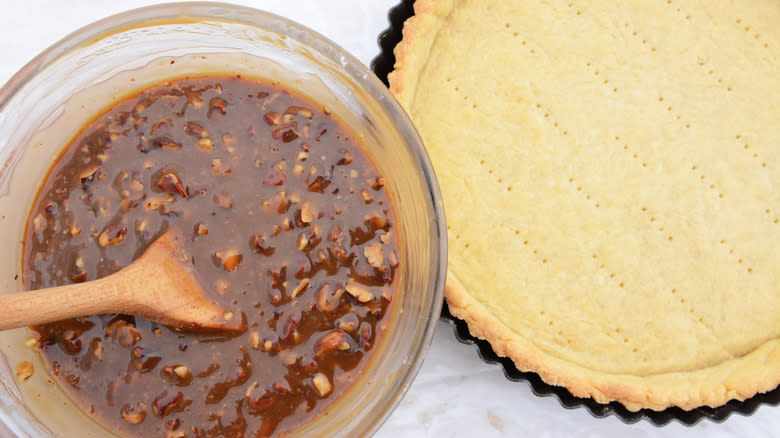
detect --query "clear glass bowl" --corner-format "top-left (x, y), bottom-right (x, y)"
top-left (0, 3), bottom-right (446, 437)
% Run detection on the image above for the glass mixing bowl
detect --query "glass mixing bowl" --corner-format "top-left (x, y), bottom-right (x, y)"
top-left (0, 3), bottom-right (446, 437)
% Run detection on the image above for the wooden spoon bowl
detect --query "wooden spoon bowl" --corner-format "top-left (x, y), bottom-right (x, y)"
top-left (0, 229), bottom-right (242, 332)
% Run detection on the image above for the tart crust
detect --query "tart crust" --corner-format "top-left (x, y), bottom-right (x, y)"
top-left (390, 0), bottom-right (780, 411)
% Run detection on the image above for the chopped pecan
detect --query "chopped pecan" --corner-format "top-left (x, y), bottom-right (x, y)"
top-left (307, 176), bottom-right (330, 193)
top-left (345, 283), bottom-right (373, 303)
top-left (296, 233), bottom-right (309, 251)
top-left (71, 271), bottom-right (88, 283)
top-left (79, 165), bottom-right (102, 184)
top-left (282, 310), bottom-right (302, 341)
top-left (316, 283), bottom-right (344, 312)
top-left (260, 334), bottom-right (279, 352)
top-left (282, 217), bottom-right (293, 231)
top-left (360, 189), bottom-right (373, 204)
top-left (370, 177), bottom-right (385, 190)
top-left (262, 190), bottom-right (289, 214)
top-left (197, 138), bottom-right (213, 151)
top-left (272, 123), bottom-right (299, 143)
top-left (248, 331), bottom-right (261, 350)
top-left (120, 402), bottom-right (147, 424)
top-left (250, 233), bottom-right (275, 256)
top-left (366, 215), bottom-right (389, 230)
top-left (194, 223), bottom-right (208, 236)
top-left (264, 112), bottom-right (281, 126)
top-left (363, 243), bottom-right (384, 268)
top-left (130, 347), bottom-right (161, 372)
top-left (155, 171), bottom-right (189, 198)
top-left (337, 313), bottom-right (359, 333)
top-left (312, 373), bottom-right (332, 397)
top-left (162, 365), bottom-right (193, 386)
top-left (290, 278), bottom-right (309, 298)
top-left (284, 106), bottom-right (313, 119)
top-left (92, 339), bottom-right (104, 359)
top-left (153, 136), bottom-right (182, 149)
top-left (183, 121), bottom-right (207, 137)
top-left (208, 97), bottom-right (228, 117)
top-left (98, 223), bottom-right (127, 247)
top-left (337, 149), bottom-right (353, 165)
top-left (359, 322), bottom-right (373, 350)
top-left (213, 249), bottom-right (242, 272)
top-left (298, 201), bottom-right (315, 225)
top-left (152, 391), bottom-right (191, 418)
top-left (144, 194), bottom-right (174, 210)
top-left (314, 330), bottom-right (347, 357)
top-left (60, 330), bottom-right (81, 354)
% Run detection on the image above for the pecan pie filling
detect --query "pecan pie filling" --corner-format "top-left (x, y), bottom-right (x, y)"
top-left (23, 75), bottom-right (399, 438)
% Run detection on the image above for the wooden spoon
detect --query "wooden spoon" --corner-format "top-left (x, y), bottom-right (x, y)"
top-left (0, 229), bottom-right (241, 332)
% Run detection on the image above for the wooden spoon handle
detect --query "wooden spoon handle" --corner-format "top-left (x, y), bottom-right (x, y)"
top-left (0, 275), bottom-right (122, 331)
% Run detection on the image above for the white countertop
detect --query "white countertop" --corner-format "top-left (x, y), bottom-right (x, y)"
top-left (0, 1), bottom-right (776, 437)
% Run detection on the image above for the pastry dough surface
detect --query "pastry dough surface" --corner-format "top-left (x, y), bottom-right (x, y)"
top-left (390, 0), bottom-right (779, 410)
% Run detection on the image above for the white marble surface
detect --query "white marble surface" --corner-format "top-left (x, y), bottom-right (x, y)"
top-left (0, 1), bottom-right (776, 437)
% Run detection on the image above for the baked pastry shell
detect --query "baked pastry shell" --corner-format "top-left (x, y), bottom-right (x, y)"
top-left (372, 0), bottom-right (780, 424)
